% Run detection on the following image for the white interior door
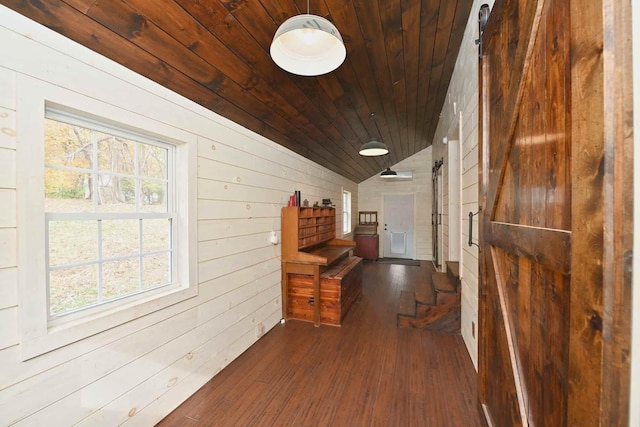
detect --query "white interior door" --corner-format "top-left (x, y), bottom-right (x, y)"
top-left (382, 194), bottom-right (415, 259)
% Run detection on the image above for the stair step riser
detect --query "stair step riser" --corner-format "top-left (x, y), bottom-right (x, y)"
top-left (432, 272), bottom-right (457, 294)
top-left (445, 261), bottom-right (461, 287)
top-left (397, 291), bottom-right (461, 333)
top-left (396, 267), bottom-right (461, 333)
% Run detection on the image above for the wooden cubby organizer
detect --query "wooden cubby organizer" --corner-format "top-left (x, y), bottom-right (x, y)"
top-left (281, 206), bottom-right (362, 326)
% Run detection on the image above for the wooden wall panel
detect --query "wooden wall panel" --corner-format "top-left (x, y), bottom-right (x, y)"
top-left (413, 0), bottom-right (441, 154)
top-left (198, 233), bottom-right (274, 261)
top-left (0, 228), bottom-right (16, 270)
top-left (119, 306), bottom-right (282, 427)
top-left (0, 74), bottom-right (17, 334)
top-left (482, 248), bottom-right (524, 427)
top-left (429, 0), bottom-right (493, 368)
top-left (0, 268), bottom-right (18, 310)
top-left (198, 180), bottom-right (286, 204)
top-left (1, 0), bottom-right (474, 183)
top-left (480, 0), bottom-right (632, 424)
top-left (566, 0), bottom-right (606, 423)
top-left (357, 148), bottom-right (433, 260)
top-left (0, 66), bottom-right (17, 112)
top-left (0, 189), bottom-right (16, 228)
top-left (491, 0), bottom-right (570, 231)
top-left (515, 257), bottom-right (532, 400)
top-left (0, 108), bottom-right (16, 149)
top-left (629, 5), bottom-right (639, 424)
top-left (88, 308), bottom-right (282, 427)
top-left (0, 9), bottom-right (359, 425)
top-left (0, 148), bottom-right (16, 189)
top-left (544, 0), bottom-right (570, 231)
top-left (0, 307), bottom-right (19, 350)
top-left (569, 0), bottom-right (633, 423)
top-left (198, 218), bottom-right (280, 242)
top-left (480, 0), bottom-right (572, 424)
top-left (17, 288), bottom-right (281, 426)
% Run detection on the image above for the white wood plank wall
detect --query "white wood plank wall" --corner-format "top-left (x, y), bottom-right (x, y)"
top-left (430, 0), bottom-right (496, 370)
top-left (358, 148), bottom-right (432, 261)
top-left (0, 65), bottom-right (18, 351)
top-left (443, 156), bottom-right (450, 268)
top-left (0, 7), bottom-right (357, 426)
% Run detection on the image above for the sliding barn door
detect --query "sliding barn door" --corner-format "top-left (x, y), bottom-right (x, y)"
top-left (478, 0), bottom-right (632, 426)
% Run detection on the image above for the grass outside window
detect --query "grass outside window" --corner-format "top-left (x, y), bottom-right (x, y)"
top-left (45, 114), bottom-right (176, 318)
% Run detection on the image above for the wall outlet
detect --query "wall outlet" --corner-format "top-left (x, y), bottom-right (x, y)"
top-left (270, 231), bottom-right (279, 245)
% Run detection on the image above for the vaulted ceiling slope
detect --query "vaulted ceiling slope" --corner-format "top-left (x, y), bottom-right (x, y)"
top-left (4, 0), bottom-right (473, 183)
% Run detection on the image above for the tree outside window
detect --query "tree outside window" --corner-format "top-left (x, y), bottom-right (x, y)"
top-left (44, 112), bottom-right (175, 317)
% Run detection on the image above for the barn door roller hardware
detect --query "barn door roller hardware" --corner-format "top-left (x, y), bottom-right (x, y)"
top-left (475, 4), bottom-right (491, 58)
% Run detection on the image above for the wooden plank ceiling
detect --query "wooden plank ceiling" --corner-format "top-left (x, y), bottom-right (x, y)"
top-left (3, 0), bottom-right (473, 183)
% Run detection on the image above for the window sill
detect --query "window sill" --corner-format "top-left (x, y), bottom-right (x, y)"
top-left (21, 283), bottom-right (197, 361)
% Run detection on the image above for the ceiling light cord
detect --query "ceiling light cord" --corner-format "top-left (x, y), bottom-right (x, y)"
top-left (370, 112), bottom-right (381, 139)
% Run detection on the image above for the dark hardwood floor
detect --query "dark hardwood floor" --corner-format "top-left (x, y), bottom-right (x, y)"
top-left (157, 261), bottom-right (483, 426)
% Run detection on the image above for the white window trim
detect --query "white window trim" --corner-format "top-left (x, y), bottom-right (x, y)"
top-left (44, 108), bottom-right (178, 319)
top-left (342, 189), bottom-right (351, 236)
top-left (16, 78), bottom-right (198, 360)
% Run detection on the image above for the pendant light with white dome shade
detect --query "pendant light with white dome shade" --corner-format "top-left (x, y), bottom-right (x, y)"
top-left (270, 1), bottom-right (346, 76)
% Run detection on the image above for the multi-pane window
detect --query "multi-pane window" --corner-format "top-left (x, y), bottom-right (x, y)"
top-left (44, 110), bottom-right (176, 318)
top-left (343, 190), bottom-right (351, 234)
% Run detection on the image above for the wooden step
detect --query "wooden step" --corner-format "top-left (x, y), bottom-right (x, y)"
top-left (415, 279), bottom-right (436, 306)
top-left (446, 261), bottom-right (460, 286)
top-left (397, 291), bottom-right (461, 333)
top-left (432, 272), bottom-right (457, 294)
top-left (398, 291), bottom-right (417, 318)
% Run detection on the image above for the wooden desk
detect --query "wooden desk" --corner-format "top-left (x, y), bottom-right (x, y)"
top-left (282, 242), bottom-right (355, 326)
top-left (281, 207), bottom-right (361, 326)
top-left (286, 256), bottom-right (362, 326)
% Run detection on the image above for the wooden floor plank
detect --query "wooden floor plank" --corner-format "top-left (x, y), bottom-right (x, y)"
top-left (398, 290), bottom-right (417, 317)
top-left (157, 262), bottom-right (483, 426)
